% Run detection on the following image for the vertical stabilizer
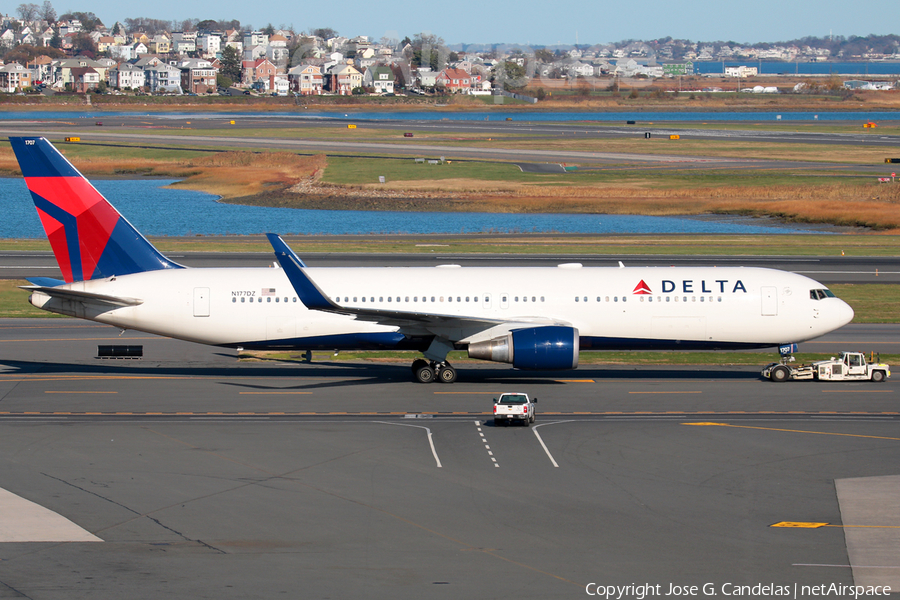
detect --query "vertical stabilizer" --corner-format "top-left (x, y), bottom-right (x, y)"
top-left (10, 136), bottom-right (182, 283)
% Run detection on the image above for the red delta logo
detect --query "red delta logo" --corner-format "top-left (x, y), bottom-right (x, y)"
top-left (633, 280), bottom-right (652, 295)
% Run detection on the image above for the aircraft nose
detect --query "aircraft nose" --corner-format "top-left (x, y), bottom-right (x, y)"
top-left (834, 299), bottom-right (855, 327)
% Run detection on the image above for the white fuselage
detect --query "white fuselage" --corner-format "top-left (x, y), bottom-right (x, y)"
top-left (29, 265), bottom-right (854, 352)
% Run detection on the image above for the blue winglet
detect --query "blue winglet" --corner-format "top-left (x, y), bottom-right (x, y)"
top-left (26, 277), bottom-right (66, 287)
top-left (266, 233), bottom-right (337, 311)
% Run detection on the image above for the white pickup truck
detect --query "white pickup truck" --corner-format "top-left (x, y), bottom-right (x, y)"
top-left (493, 393), bottom-right (537, 426)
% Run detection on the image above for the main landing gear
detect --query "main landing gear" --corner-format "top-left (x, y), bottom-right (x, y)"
top-left (412, 358), bottom-right (457, 384)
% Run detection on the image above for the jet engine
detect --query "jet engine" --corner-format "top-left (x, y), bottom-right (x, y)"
top-left (467, 326), bottom-right (579, 370)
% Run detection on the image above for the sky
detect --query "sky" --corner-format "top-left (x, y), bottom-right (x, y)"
top-left (65, 0), bottom-right (897, 46)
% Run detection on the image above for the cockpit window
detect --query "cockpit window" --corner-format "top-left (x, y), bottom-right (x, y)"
top-left (810, 289), bottom-right (836, 300)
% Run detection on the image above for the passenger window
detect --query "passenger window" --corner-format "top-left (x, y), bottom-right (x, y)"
top-left (241, 297), bottom-right (245, 303)
top-left (232, 297), bottom-right (236, 303)
top-left (276, 297), bottom-right (279, 302)
top-left (575, 297), bottom-right (580, 302)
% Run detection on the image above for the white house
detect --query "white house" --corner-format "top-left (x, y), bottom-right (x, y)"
top-left (144, 62), bottom-right (182, 93)
top-left (363, 66), bottom-right (395, 94)
top-left (111, 62), bottom-right (145, 89)
top-left (197, 34), bottom-right (221, 58)
top-left (725, 66), bottom-right (758, 78)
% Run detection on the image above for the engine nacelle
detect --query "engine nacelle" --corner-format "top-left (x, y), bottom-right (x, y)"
top-left (467, 326), bottom-right (579, 370)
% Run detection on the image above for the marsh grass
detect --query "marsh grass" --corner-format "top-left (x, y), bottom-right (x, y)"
top-left (2, 135), bottom-right (900, 229)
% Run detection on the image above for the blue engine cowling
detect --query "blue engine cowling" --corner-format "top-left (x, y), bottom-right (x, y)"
top-left (467, 326), bottom-right (579, 370)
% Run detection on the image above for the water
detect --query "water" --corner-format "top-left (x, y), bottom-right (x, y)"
top-left (1, 109), bottom-right (898, 123)
top-left (694, 61), bottom-right (900, 76)
top-left (1, 178), bottom-right (819, 238)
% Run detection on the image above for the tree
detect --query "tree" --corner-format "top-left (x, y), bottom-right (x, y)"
top-left (219, 45), bottom-right (242, 83)
top-left (310, 27), bottom-right (337, 40)
top-left (39, 0), bottom-right (56, 23)
top-left (406, 32), bottom-right (448, 70)
top-left (71, 31), bottom-right (97, 56)
top-left (494, 61), bottom-right (527, 91)
top-left (535, 48), bottom-right (553, 63)
top-left (263, 23), bottom-right (275, 36)
top-left (60, 11), bottom-right (103, 31)
top-left (16, 3), bottom-right (39, 22)
top-left (3, 43), bottom-right (63, 64)
top-left (216, 74), bottom-right (232, 89)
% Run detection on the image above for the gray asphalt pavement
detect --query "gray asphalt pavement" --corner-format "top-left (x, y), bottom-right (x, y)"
top-left (2, 112), bottom-right (898, 171)
top-left (1, 318), bottom-right (899, 598)
top-left (3, 248), bottom-right (898, 284)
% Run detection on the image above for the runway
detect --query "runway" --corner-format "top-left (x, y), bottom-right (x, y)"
top-left (1, 110), bottom-right (898, 172)
top-left (1, 318), bottom-right (899, 597)
top-left (3, 248), bottom-right (900, 284)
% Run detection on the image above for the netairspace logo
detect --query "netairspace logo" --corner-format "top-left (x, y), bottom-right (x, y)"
top-left (584, 582), bottom-right (892, 599)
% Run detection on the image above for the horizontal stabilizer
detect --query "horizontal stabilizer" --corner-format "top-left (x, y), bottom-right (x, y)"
top-left (22, 285), bottom-right (143, 307)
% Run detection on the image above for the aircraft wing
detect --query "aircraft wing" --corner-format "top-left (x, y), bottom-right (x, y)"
top-left (267, 234), bottom-right (566, 332)
top-left (21, 285), bottom-right (144, 308)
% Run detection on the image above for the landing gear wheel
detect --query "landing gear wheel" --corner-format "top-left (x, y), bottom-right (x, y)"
top-left (437, 363), bottom-right (457, 383)
top-left (415, 363), bottom-right (435, 383)
top-left (411, 358), bottom-right (428, 374)
top-left (770, 365), bottom-right (790, 382)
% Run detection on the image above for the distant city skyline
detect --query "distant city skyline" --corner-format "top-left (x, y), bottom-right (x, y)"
top-left (58, 0), bottom-right (896, 46)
